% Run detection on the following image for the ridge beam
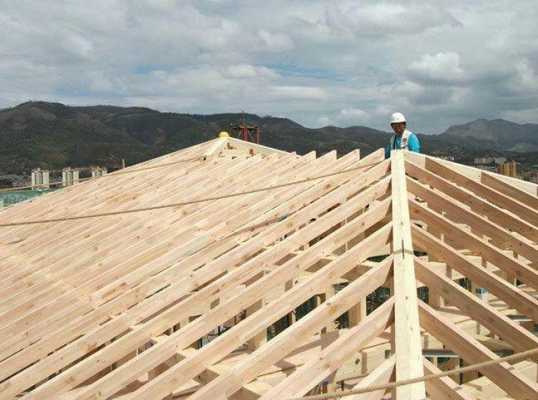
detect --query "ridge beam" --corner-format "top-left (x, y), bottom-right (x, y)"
top-left (390, 150), bottom-right (425, 400)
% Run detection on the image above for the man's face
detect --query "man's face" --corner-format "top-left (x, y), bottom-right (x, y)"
top-left (391, 122), bottom-right (405, 135)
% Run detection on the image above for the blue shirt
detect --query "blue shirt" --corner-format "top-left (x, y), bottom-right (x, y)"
top-left (385, 131), bottom-right (421, 159)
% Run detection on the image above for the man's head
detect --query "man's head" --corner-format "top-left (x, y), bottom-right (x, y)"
top-left (390, 112), bottom-right (406, 135)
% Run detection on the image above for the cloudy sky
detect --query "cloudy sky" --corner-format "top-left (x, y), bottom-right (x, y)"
top-left (1, 0), bottom-right (537, 133)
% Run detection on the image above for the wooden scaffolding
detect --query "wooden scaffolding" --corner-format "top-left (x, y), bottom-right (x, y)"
top-left (0, 137), bottom-right (536, 400)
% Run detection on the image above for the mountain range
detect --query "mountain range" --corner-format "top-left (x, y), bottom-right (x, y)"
top-left (0, 101), bottom-right (537, 177)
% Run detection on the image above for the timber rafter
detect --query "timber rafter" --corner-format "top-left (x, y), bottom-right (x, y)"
top-left (0, 141), bottom-right (536, 400)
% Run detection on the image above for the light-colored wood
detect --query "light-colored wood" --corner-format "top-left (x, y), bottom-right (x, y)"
top-left (406, 176), bottom-right (537, 268)
top-left (28, 202), bottom-right (391, 399)
top-left (481, 172), bottom-right (538, 210)
top-left (412, 225), bottom-right (538, 322)
top-left (423, 358), bottom-right (474, 400)
top-left (390, 150), bottom-right (426, 400)
top-left (405, 157), bottom-right (538, 241)
top-left (257, 299), bottom-right (395, 399)
top-left (104, 229), bottom-right (393, 400)
top-left (409, 198), bottom-right (538, 289)
top-left (1, 155), bottom-right (388, 397)
top-left (346, 355), bottom-right (395, 400)
top-left (419, 301), bottom-right (538, 399)
top-left (405, 150), bottom-right (538, 196)
top-left (414, 257), bottom-right (538, 354)
top-left (2, 140), bottom-right (537, 400)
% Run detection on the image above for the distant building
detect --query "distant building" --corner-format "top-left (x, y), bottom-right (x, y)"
top-left (474, 156), bottom-right (509, 172)
top-left (496, 161), bottom-right (517, 177)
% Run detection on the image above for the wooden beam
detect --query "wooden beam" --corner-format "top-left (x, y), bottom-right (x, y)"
top-left (405, 151), bottom-right (538, 197)
top-left (409, 198), bottom-right (538, 289)
top-left (51, 222), bottom-right (392, 400)
top-left (480, 173), bottom-right (538, 210)
top-left (226, 137), bottom-right (293, 156)
top-left (423, 157), bottom-right (538, 226)
top-left (346, 355), bottom-right (395, 400)
top-left (257, 299), bottom-right (394, 399)
top-left (404, 157), bottom-right (538, 241)
top-left (423, 358), bottom-right (474, 400)
top-left (418, 301), bottom-right (538, 399)
top-left (406, 177), bottom-right (538, 268)
top-left (412, 225), bottom-right (538, 322)
top-left (202, 137), bottom-right (229, 160)
top-left (119, 236), bottom-right (394, 400)
top-left (390, 150), bottom-right (425, 400)
top-left (1, 157), bottom-right (389, 397)
top-left (414, 257), bottom-right (538, 354)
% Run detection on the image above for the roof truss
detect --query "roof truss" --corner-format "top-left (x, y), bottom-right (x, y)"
top-left (0, 142), bottom-right (536, 400)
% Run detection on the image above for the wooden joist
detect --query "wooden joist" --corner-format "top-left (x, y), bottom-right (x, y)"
top-left (1, 142), bottom-right (537, 400)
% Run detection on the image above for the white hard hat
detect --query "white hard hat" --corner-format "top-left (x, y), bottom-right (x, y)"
top-left (390, 112), bottom-right (406, 124)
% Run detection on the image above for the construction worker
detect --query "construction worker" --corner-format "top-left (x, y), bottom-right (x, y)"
top-left (385, 112), bottom-right (421, 158)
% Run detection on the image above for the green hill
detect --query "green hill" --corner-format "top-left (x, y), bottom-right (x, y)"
top-left (1, 101), bottom-right (537, 178)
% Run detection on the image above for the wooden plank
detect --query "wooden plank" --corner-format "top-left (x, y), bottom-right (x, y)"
top-left (412, 225), bottom-right (538, 322)
top-left (418, 301), bottom-right (538, 399)
top-left (390, 151), bottom-right (425, 400)
top-left (409, 198), bottom-right (538, 289)
top-left (176, 260), bottom-right (394, 400)
top-left (0, 157), bottom-right (389, 396)
top-left (346, 355), bottom-right (395, 400)
top-left (257, 299), bottom-right (395, 399)
top-left (423, 358), bottom-right (474, 400)
top-left (226, 137), bottom-right (292, 156)
top-left (404, 157), bottom-right (538, 242)
top-left (422, 157), bottom-right (538, 227)
top-left (481, 173), bottom-right (538, 210)
top-left (414, 257), bottom-right (538, 353)
top-left (405, 151), bottom-right (538, 197)
top-left (202, 137), bottom-right (229, 159)
top-left (88, 226), bottom-right (393, 400)
top-left (22, 202), bottom-right (392, 399)
top-left (0, 152), bottom-right (298, 330)
top-left (0, 155), bottom-right (296, 354)
top-left (406, 177), bottom-right (538, 268)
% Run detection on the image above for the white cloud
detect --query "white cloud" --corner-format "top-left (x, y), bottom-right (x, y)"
top-left (0, 0), bottom-right (537, 133)
top-left (270, 86), bottom-right (327, 100)
top-left (225, 64), bottom-right (279, 79)
top-left (409, 52), bottom-right (465, 83)
top-left (511, 61), bottom-right (538, 92)
top-left (258, 30), bottom-right (294, 52)
top-left (317, 116), bottom-right (331, 126)
top-left (501, 107), bottom-right (538, 124)
top-left (337, 108), bottom-right (369, 125)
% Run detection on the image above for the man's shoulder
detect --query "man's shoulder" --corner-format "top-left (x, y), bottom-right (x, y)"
top-left (407, 131), bottom-right (419, 140)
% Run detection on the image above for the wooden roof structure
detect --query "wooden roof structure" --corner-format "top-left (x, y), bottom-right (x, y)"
top-left (0, 137), bottom-right (537, 400)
